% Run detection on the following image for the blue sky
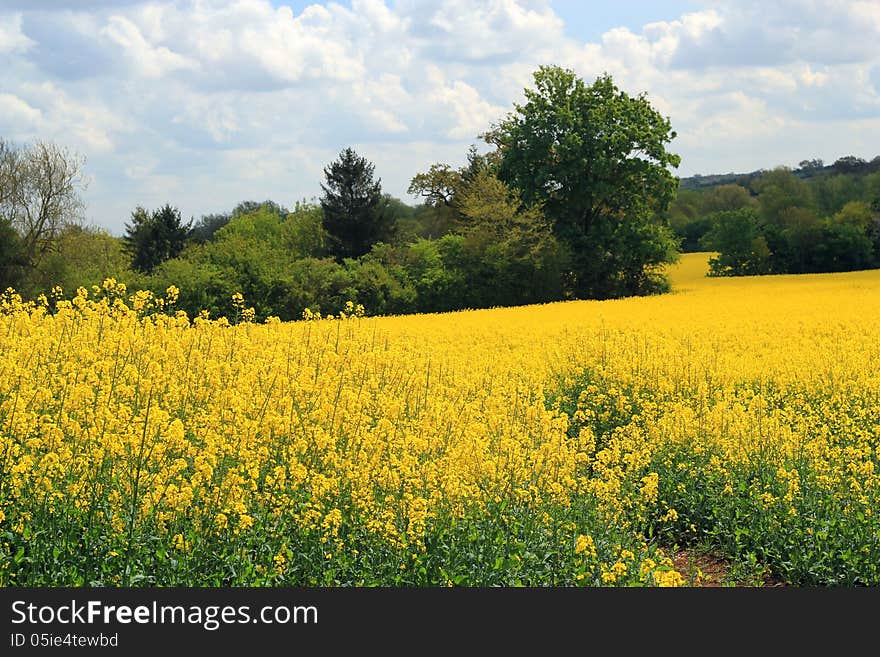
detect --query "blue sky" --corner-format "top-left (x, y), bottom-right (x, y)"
top-left (530, 1), bottom-right (702, 42)
top-left (1, 0), bottom-right (878, 234)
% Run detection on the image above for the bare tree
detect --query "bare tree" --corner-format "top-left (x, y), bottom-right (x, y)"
top-left (0, 138), bottom-right (18, 209)
top-left (0, 138), bottom-right (88, 270)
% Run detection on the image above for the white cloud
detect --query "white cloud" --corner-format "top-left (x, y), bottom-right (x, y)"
top-left (352, 0), bottom-right (407, 35)
top-left (0, 12), bottom-right (34, 54)
top-left (397, 0), bottom-right (564, 62)
top-left (101, 15), bottom-right (199, 78)
top-left (14, 82), bottom-right (127, 153)
top-left (1, 0), bottom-right (878, 232)
top-left (664, 1), bottom-right (880, 69)
top-left (0, 93), bottom-right (42, 131)
top-left (426, 77), bottom-right (507, 140)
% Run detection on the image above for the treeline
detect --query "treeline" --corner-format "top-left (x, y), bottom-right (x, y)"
top-left (8, 65), bottom-right (875, 311)
top-left (667, 160), bottom-right (880, 275)
top-left (1, 66), bottom-right (683, 320)
top-left (679, 154), bottom-right (880, 192)
top-left (116, 145), bottom-right (569, 321)
top-left (0, 162), bottom-right (567, 322)
top-left (1, 139), bottom-right (563, 321)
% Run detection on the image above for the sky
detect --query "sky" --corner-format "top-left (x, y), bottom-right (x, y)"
top-left (1, 0), bottom-right (879, 235)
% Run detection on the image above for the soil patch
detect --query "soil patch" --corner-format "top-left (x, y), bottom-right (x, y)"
top-left (671, 549), bottom-right (787, 587)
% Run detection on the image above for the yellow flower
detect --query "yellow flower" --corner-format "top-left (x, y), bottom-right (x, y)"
top-left (662, 508), bottom-right (679, 523)
top-left (654, 570), bottom-right (684, 588)
top-left (574, 534), bottom-right (596, 556)
top-left (639, 472), bottom-right (659, 504)
top-left (601, 570), bottom-right (618, 585)
top-left (2, 252), bottom-right (880, 588)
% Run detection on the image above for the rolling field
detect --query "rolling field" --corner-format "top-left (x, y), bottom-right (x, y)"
top-left (2, 253), bottom-right (879, 586)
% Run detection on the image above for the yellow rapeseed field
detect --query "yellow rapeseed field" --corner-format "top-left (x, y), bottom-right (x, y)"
top-left (1, 253), bottom-right (879, 586)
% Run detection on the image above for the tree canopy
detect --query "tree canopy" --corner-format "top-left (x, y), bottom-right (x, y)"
top-left (123, 204), bottom-right (192, 274)
top-left (320, 148), bottom-right (395, 260)
top-left (484, 66), bottom-right (681, 298)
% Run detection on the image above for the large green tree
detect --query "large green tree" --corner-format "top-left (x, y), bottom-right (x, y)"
top-left (320, 148), bottom-right (394, 260)
top-left (123, 203), bottom-right (192, 274)
top-left (483, 66), bottom-right (681, 298)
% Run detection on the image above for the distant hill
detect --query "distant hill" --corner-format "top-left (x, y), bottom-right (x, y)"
top-left (678, 154), bottom-right (880, 191)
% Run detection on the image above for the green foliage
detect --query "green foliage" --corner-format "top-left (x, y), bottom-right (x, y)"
top-left (812, 174), bottom-right (865, 217)
top-left (396, 202), bottom-right (458, 242)
top-left (284, 257), bottom-right (356, 317)
top-left (213, 203), bottom-right (284, 243)
top-left (403, 237), bottom-right (467, 313)
top-left (831, 200), bottom-right (873, 230)
top-left (454, 171), bottom-right (566, 307)
top-left (136, 203), bottom-right (415, 321)
top-left (32, 224), bottom-right (131, 295)
top-left (190, 200), bottom-right (289, 244)
top-left (232, 199), bottom-right (289, 218)
top-left (173, 208), bottom-right (298, 320)
top-left (702, 208), bottom-right (771, 276)
top-left (137, 202), bottom-right (334, 321)
top-left (321, 148), bottom-right (396, 260)
top-left (813, 207), bottom-right (873, 273)
top-left (692, 166), bottom-right (880, 276)
top-left (123, 204), bottom-right (193, 274)
top-left (404, 146), bottom-right (500, 243)
top-left (819, 224), bottom-right (873, 272)
top-left (402, 164), bottom-right (461, 242)
top-left (754, 167), bottom-right (815, 225)
top-left (672, 215), bottom-right (714, 253)
top-left (147, 254), bottom-right (237, 320)
top-left (281, 201), bottom-right (326, 258)
top-left (485, 66), bottom-right (681, 298)
top-left (344, 253), bottom-right (416, 316)
top-left (869, 215), bottom-right (880, 263)
top-left (774, 207), bottom-right (822, 273)
top-left (190, 212), bottom-right (231, 243)
top-left (666, 190), bottom-right (707, 252)
top-left (407, 163), bottom-right (461, 207)
top-left (701, 184), bottom-right (757, 215)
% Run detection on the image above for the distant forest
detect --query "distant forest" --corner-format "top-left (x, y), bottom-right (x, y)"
top-left (667, 155), bottom-right (880, 276)
top-left (678, 155), bottom-right (880, 192)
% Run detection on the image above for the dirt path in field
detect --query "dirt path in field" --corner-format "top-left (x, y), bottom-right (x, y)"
top-left (671, 550), bottom-right (787, 587)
